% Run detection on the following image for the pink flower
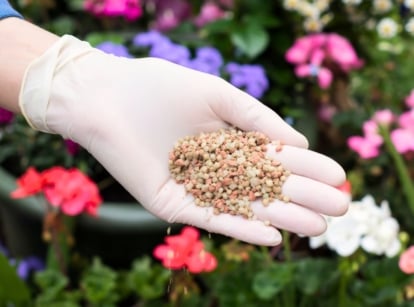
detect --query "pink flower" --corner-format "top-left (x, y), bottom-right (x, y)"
top-left (390, 128), bottom-right (414, 154)
top-left (295, 48), bottom-right (333, 88)
top-left (399, 246), bottom-right (414, 274)
top-left (285, 33), bottom-right (362, 89)
top-left (372, 109), bottom-right (395, 126)
top-left (84, 0), bottom-right (142, 21)
top-left (153, 226), bottom-right (217, 273)
top-left (285, 34), bottom-right (326, 64)
top-left (405, 89), bottom-right (414, 108)
top-left (194, 2), bottom-right (227, 27)
top-left (398, 110), bottom-right (414, 130)
top-left (347, 135), bottom-right (381, 159)
top-left (325, 33), bottom-right (363, 71)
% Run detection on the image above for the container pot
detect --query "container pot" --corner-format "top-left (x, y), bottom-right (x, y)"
top-left (0, 167), bottom-right (175, 267)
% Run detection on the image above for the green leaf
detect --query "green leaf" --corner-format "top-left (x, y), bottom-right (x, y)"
top-left (81, 258), bottom-right (119, 305)
top-left (294, 258), bottom-right (338, 295)
top-left (252, 263), bottom-right (293, 300)
top-left (0, 253), bottom-right (31, 305)
top-left (231, 23), bottom-right (269, 58)
top-left (127, 257), bottom-right (171, 300)
top-left (85, 32), bottom-right (125, 47)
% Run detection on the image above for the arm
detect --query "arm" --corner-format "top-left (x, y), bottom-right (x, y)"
top-left (0, 10), bottom-right (58, 113)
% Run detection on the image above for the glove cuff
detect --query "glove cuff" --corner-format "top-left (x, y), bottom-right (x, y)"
top-left (18, 34), bottom-right (93, 133)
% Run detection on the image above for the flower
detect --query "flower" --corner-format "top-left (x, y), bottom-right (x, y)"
top-left (11, 167), bottom-right (102, 217)
top-left (0, 107), bottom-right (14, 124)
top-left (17, 256), bottom-right (45, 280)
top-left (294, 48), bottom-right (333, 88)
top-left (225, 63), bottom-right (269, 98)
top-left (64, 139), bottom-right (80, 156)
top-left (194, 2), bottom-right (228, 27)
top-left (286, 33), bottom-right (362, 89)
top-left (373, 0), bottom-right (393, 13)
top-left (96, 42), bottom-right (133, 58)
top-left (84, 0), bottom-right (142, 21)
top-left (42, 167), bottom-right (102, 216)
top-left (377, 18), bottom-right (399, 38)
top-left (400, 246), bottom-right (414, 274)
top-left (10, 167), bottom-right (43, 198)
top-left (153, 226), bottom-right (217, 273)
top-left (310, 195), bottom-right (401, 257)
top-left (348, 120), bottom-right (383, 159)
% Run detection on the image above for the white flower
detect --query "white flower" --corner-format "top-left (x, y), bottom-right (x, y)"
top-left (405, 0), bottom-right (414, 10)
top-left (304, 17), bottom-right (324, 32)
top-left (360, 217), bottom-right (401, 257)
top-left (308, 194), bottom-right (401, 258)
top-left (283, 0), bottom-right (303, 10)
top-left (297, 2), bottom-right (320, 18)
top-left (373, 0), bottom-right (393, 13)
top-left (326, 215), bottom-right (364, 256)
top-left (377, 18), bottom-right (399, 38)
top-left (342, 0), bottom-right (362, 5)
top-left (315, 0), bottom-right (331, 11)
top-left (406, 17), bottom-right (414, 34)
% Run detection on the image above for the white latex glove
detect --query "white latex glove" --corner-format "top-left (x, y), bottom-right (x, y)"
top-left (19, 35), bottom-right (349, 245)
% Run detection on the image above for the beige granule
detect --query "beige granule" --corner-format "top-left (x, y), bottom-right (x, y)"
top-left (169, 128), bottom-right (291, 219)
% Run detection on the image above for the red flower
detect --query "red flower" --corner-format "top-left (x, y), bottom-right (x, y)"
top-left (10, 166), bottom-right (102, 217)
top-left (10, 167), bottom-right (43, 198)
top-left (153, 226), bottom-right (217, 273)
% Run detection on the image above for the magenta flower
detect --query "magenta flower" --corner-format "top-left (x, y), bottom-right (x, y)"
top-left (325, 33), bottom-right (363, 71)
top-left (295, 48), bottom-right (332, 88)
top-left (194, 2), bottom-right (227, 27)
top-left (285, 34), bottom-right (325, 64)
top-left (84, 0), bottom-right (142, 21)
top-left (286, 33), bottom-right (362, 89)
top-left (398, 109), bottom-right (414, 130)
top-left (64, 139), bottom-right (81, 156)
top-left (0, 107), bottom-right (14, 124)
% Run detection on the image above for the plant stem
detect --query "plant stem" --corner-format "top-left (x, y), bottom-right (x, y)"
top-left (282, 231), bottom-right (295, 307)
top-left (380, 126), bottom-right (414, 215)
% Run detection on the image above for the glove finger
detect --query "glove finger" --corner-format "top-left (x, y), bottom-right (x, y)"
top-left (282, 174), bottom-right (349, 216)
top-left (209, 79), bottom-right (308, 148)
top-left (267, 144), bottom-right (346, 186)
top-left (251, 200), bottom-right (327, 236)
top-left (151, 180), bottom-right (282, 246)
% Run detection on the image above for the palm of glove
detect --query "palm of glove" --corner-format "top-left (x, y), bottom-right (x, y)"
top-left (20, 37), bottom-right (349, 245)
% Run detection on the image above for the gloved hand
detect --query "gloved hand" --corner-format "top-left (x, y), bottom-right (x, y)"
top-left (19, 35), bottom-right (349, 245)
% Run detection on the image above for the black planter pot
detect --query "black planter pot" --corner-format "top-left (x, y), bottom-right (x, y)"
top-left (0, 167), bottom-right (176, 268)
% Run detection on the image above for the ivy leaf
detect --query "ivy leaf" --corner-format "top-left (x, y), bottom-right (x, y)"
top-left (231, 23), bottom-right (269, 59)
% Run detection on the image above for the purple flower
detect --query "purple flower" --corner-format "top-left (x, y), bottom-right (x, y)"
top-left (186, 46), bottom-right (223, 75)
top-left (0, 107), bottom-right (14, 124)
top-left (64, 139), bottom-right (81, 156)
top-left (132, 30), bottom-right (169, 47)
top-left (17, 256), bottom-right (44, 280)
top-left (149, 39), bottom-right (191, 65)
top-left (96, 42), bottom-right (132, 58)
top-left (225, 63), bottom-right (269, 98)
